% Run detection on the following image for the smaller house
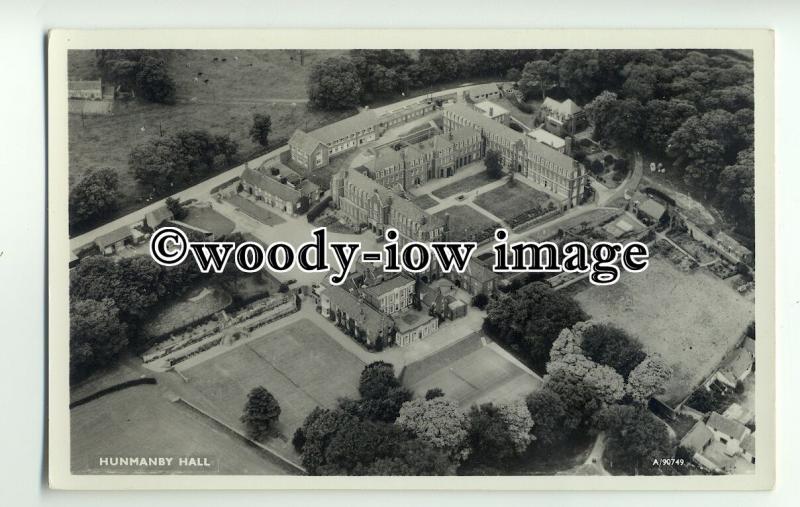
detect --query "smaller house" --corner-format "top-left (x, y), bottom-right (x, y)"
top-left (145, 205), bottom-right (174, 231)
top-left (473, 100), bottom-right (510, 125)
top-left (394, 307), bottom-right (439, 347)
top-left (468, 83), bottom-right (502, 102)
top-left (68, 80), bottom-right (103, 100)
top-left (540, 97), bottom-right (585, 136)
top-left (637, 198), bottom-right (667, 225)
top-left (447, 257), bottom-right (500, 296)
top-left (95, 225), bottom-right (134, 255)
top-left (715, 348), bottom-right (754, 388)
top-left (527, 127), bottom-right (566, 153)
top-left (680, 420), bottom-right (716, 470)
top-left (706, 411), bottom-right (751, 456)
top-left (741, 433), bottom-right (756, 465)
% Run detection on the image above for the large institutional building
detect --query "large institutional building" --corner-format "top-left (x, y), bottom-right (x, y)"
top-left (289, 110), bottom-right (378, 170)
top-left (330, 166), bottom-right (447, 245)
top-left (443, 102), bottom-right (587, 207)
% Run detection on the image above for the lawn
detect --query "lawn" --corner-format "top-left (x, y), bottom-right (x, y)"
top-left (180, 318), bottom-right (364, 458)
top-left (402, 334), bottom-right (542, 408)
top-left (182, 205), bottom-right (235, 236)
top-left (225, 194), bottom-right (286, 226)
top-left (433, 205), bottom-right (499, 242)
top-left (473, 180), bottom-right (553, 223)
top-left (411, 194), bottom-right (439, 210)
top-left (143, 286), bottom-right (232, 339)
top-left (573, 256), bottom-right (754, 406)
top-left (431, 172), bottom-right (494, 199)
top-left (70, 383), bottom-right (290, 474)
top-left (68, 49), bottom-right (350, 221)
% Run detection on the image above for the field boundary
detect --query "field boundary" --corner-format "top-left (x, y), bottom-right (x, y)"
top-left (69, 378), bottom-right (157, 409)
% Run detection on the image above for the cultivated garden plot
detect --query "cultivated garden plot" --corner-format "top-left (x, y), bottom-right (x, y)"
top-left (473, 180), bottom-right (555, 227)
top-left (573, 256), bottom-right (754, 405)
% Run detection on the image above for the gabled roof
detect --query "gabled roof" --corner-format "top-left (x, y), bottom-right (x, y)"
top-left (309, 110), bottom-right (378, 145)
top-left (527, 127), bottom-right (566, 150)
top-left (680, 420), bottom-right (714, 453)
top-left (720, 348), bottom-right (754, 384)
top-left (741, 433), bottom-right (755, 456)
top-left (289, 129), bottom-right (324, 154)
top-left (363, 274), bottom-right (414, 299)
top-left (468, 83), bottom-right (501, 97)
top-left (707, 412), bottom-right (749, 441)
top-left (241, 167), bottom-right (302, 203)
top-left (473, 100), bottom-right (509, 118)
top-left (366, 148), bottom-right (403, 173)
top-left (95, 225), bottom-right (132, 249)
top-left (145, 205), bottom-right (174, 228)
top-left (542, 97), bottom-right (583, 117)
top-left (323, 282), bottom-right (393, 338)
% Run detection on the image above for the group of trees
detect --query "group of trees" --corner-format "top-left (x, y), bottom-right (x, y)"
top-left (483, 282), bottom-right (588, 371)
top-left (567, 50), bottom-right (754, 238)
top-left (307, 49), bottom-right (553, 110)
top-left (95, 50), bottom-right (177, 104)
top-left (69, 254), bottom-right (204, 381)
top-left (69, 168), bottom-right (122, 226)
top-left (523, 321), bottom-right (675, 474)
top-left (128, 129), bottom-right (238, 192)
top-left (293, 361), bottom-right (537, 475)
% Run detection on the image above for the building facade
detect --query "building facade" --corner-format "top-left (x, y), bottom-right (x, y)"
top-left (331, 167), bottom-right (447, 245)
top-left (443, 102), bottom-right (586, 208)
top-left (540, 97), bottom-right (585, 136)
top-left (289, 110), bottom-right (378, 170)
top-left (240, 159), bottom-right (320, 214)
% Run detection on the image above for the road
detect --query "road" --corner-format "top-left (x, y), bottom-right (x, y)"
top-left (69, 82), bottom-right (506, 252)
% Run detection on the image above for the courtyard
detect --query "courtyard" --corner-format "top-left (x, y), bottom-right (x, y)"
top-left (573, 256), bottom-right (754, 405)
top-left (433, 205), bottom-right (499, 242)
top-left (473, 180), bottom-right (554, 224)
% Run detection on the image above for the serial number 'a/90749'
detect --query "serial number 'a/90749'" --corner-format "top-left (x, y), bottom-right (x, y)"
top-left (652, 458), bottom-right (686, 467)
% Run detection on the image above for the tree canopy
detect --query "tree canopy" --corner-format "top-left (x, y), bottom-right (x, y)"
top-left (241, 386), bottom-right (281, 441)
top-left (307, 56), bottom-right (363, 110)
top-left (69, 168), bottom-right (122, 225)
top-left (69, 298), bottom-right (128, 381)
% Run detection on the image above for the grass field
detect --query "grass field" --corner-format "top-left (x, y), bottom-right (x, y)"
top-left (411, 194), bottom-right (439, 210)
top-left (433, 205), bottom-right (498, 242)
top-left (431, 172), bottom-right (494, 199)
top-left (225, 194), bottom-right (286, 226)
top-left (70, 384), bottom-right (289, 474)
top-left (573, 256), bottom-right (754, 405)
top-left (403, 333), bottom-right (542, 408)
top-left (180, 318), bottom-right (364, 453)
top-left (182, 206), bottom-right (235, 236)
top-left (68, 49), bottom-right (350, 217)
top-left (473, 180), bottom-right (553, 222)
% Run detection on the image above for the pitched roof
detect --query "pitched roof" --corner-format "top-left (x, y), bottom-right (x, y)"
top-left (323, 282), bottom-right (394, 338)
top-left (241, 167), bottom-right (302, 203)
top-left (468, 83), bottom-right (500, 97)
top-left (309, 110), bottom-right (378, 145)
top-left (462, 257), bottom-right (499, 285)
top-left (393, 308), bottom-right (436, 334)
top-left (720, 348), bottom-right (754, 383)
top-left (339, 168), bottom-right (444, 233)
top-left (95, 225), bottom-right (132, 249)
top-left (741, 433), bottom-right (755, 456)
top-left (542, 97), bottom-right (583, 117)
top-left (366, 148), bottom-right (403, 173)
top-left (743, 337), bottom-right (756, 356)
top-left (69, 80), bottom-right (102, 92)
top-left (639, 199), bottom-right (667, 220)
top-left (145, 205), bottom-right (174, 228)
top-left (707, 412), bottom-right (749, 441)
top-left (363, 274), bottom-right (414, 299)
top-left (680, 420), bottom-right (714, 453)
top-left (289, 129), bottom-right (324, 154)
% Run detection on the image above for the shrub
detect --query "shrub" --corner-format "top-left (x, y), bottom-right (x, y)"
top-left (472, 293), bottom-right (489, 310)
top-left (603, 154), bottom-right (615, 166)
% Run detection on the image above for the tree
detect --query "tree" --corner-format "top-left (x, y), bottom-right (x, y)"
top-left (718, 148), bottom-right (755, 237)
top-left (625, 354), bottom-right (672, 403)
top-left (641, 99), bottom-right (697, 154)
top-left (307, 56), bottom-right (363, 110)
top-left (471, 293), bottom-right (489, 310)
top-left (583, 91), bottom-right (618, 136)
top-left (484, 149), bottom-right (503, 179)
top-left (602, 98), bottom-right (645, 149)
top-left (525, 390), bottom-right (567, 447)
top-left (580, 323), bottom-right (646, 379)
top-left (241, 386), bottom-right (281, 441)
top-left (69, 298), bottom-right (128, 381)
top-left (425, 388), bottom-right (445, 400)
top-left (164, 196), bottom-right (188, 221)
top-left (135, 56), bottom-right (176, 104)
top-left (543, 369), bottom-right (603, 430)
top-left (249, 113), bottom-right (272, 148)
top-left (397, 398), bottom-right (470, 460)
top-left (590, 159), bottom-right (604, 175)
top-left (593, 405), bottom-right (675, 475)
top-left (496, 401), bottom-right (534, 454)
top-left (69, 168), bottom-right (122, 225)
top-left (359, 361), bottom-right (401, 400)
top-left (556, 50), bottom-right (602, 101)
top-left (518, 60), bottom-right (556, 100)
top-left (484, 282), bottom-right (587, 369)
top-left (505, 67), bottom-right (521, 82)
top-left (463, 403), bottom-right (522, 469)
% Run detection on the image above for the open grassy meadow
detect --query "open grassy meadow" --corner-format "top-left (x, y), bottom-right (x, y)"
top-left (68, 49), bottom-right (350, 217)
top-left (573, 256), bottom-right (754, 405)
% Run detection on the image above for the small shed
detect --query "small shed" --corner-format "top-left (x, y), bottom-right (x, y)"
top-left (638, 198), bottom-right (667, 223)
top-left (95, 225), bottom-right (133, 255)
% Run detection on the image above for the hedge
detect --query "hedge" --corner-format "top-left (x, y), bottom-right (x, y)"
top-left (306, 195), bottom-right (332, 222)
top-left (69, 378), bottom-right (157, 409)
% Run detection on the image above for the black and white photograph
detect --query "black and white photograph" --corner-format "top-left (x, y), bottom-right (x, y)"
top-left (44, 28), bottom-right (775, 490)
